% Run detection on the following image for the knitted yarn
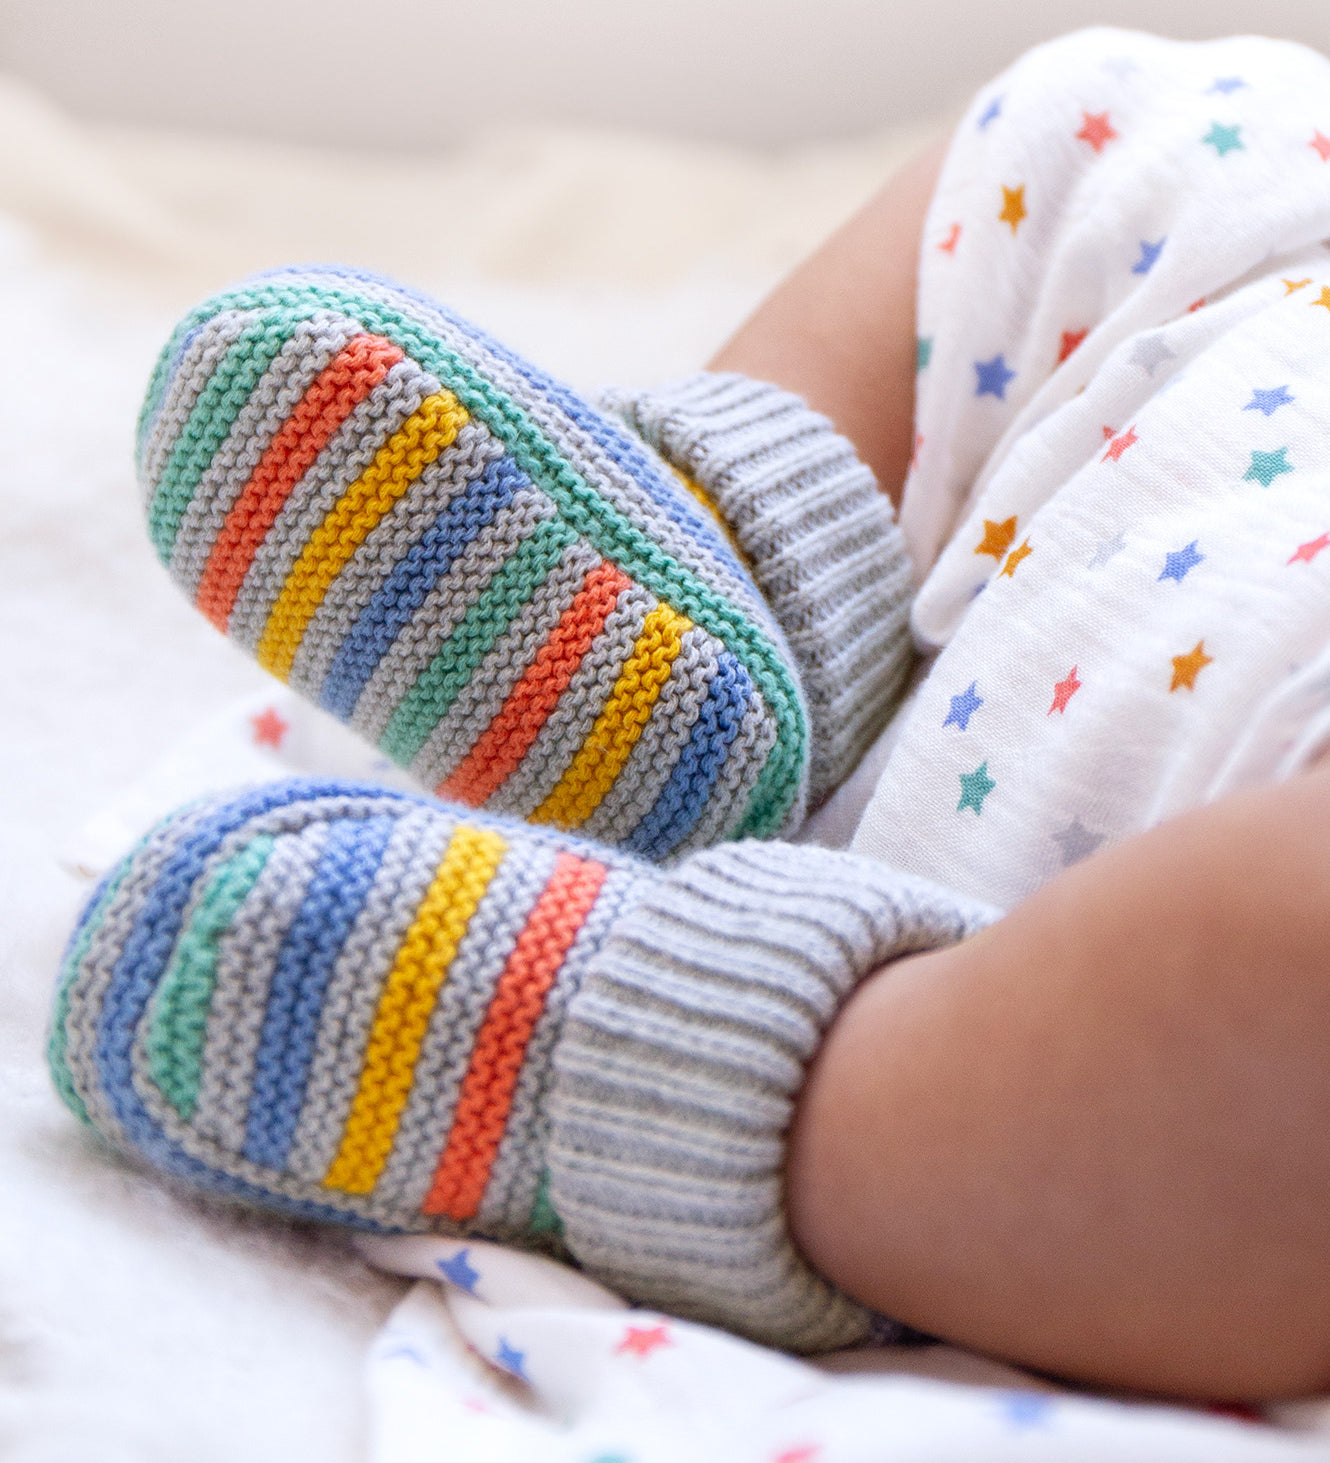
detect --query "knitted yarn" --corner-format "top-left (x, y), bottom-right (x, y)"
top-left (49, 779), bottom-right (994, 1352)
top-left (138, 268), bottom-right (915, 856)
top-left (137, 267), bottom-right (812, 856)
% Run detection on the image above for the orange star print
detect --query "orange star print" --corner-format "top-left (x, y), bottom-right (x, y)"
top-left (1000, 539), bottom-right (1033, 577)
top-left (999, 185), bottom-right (1027, 233)
top-left (974, 516), bottom-right (1018, 559)
top-left (1170, 641), bottom-right (1213, 692)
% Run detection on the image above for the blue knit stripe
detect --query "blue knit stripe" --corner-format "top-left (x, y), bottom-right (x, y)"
top-left (625, 652), bottom-right (752, 861)
top-left (89, 780), bottom-right (423, 1206)
top-left (317, 452), bottom-right (529, 721)
top-left (256, 264), bottom-right (748, 581)
top-left (241, 814), bottom-right (395, 1171)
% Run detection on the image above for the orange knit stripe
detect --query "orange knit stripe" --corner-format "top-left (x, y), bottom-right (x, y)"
top-left (422, 852), bottom-right (608, 1221)
top-left (195, 334), bottom-right (403, 630)
top-left (436, 561), bottom-right (631, 806)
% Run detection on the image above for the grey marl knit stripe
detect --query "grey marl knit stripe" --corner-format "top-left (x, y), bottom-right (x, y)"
top-left (288, 420), bottom-right (504, 696)
top-left (259, 269), bottom-right (779, 645)
top-left (548, 840), bottom-right (997, 1353)
top-left (60, 803), bottom-right (219, 1144)
top-left (352, 487), bottom-right (557, 746)
top-left (371, 840), bottom-right (560, 1219)
top-left (498, 583), bottom-right (655, 819)
top-left (580, 624), bottom-right (718, 845)
top-left (169, 314), bottom-right (364, 598)
top-left (477, 859), bottom-right (644, 1240)
top-left (141, 309), bottom-right (258, 499)
top-left (602, 372), bottom-right (914, 808)
top-left (410, 539), bottom-right (602, 790)
top-left (227, 358), bottom-right (436, 653)
top-left (189, 821), bottom-right (331, 1153)
top-left (674, 688), bottom-right (778, 859)
top-left (284, 805), bottom-right (455, 1185)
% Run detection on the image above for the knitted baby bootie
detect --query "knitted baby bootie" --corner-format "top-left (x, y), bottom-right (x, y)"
top-left (138, 266), bottom-right (912, 857)
top-left (50, 778), bottom-right (992, 1351)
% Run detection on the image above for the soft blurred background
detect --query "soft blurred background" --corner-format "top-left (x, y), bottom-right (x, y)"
top-left (5, 2), bottom-right (1330, 1459)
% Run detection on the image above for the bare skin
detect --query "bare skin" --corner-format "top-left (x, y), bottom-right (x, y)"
top-left (711, 150), bottom-right (1330, 1400)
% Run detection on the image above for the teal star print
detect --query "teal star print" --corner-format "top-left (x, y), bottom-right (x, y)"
top-left (957, 761), bottom-right (995, 815)
top-left (1203, 122), bottom-right (1244, 156)
top-left (916, 336), bottom-right (933, 372)
top-left (1244, 447), bottom-right (1293, 487)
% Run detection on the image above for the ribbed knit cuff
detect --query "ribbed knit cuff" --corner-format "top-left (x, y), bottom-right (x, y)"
top-left (600, 373), bottom-right (916, 809)
top-left (546, 840), bottom-right (997, 1353)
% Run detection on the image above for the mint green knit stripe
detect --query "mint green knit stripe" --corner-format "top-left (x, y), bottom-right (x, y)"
top-left (145, 308), bottom-right (305, 564)
top-left (381, 517), bottom-right (578, 767)
top-left (177, 284), bottom-right (804, 836)
top-left (146, 835), bottom-right (276, 1120)
top-left (47, 857), bottom-right (138, 1126)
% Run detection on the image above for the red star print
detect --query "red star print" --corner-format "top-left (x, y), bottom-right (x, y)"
top-left (1289, 532), bottom-right (1330, 564)
top-left (251, 706), bottom-right (289, 749)
top-left (773, 1448), bottom-right (821, 1463)
top-left (1311, 130), bottom-right (1330, 162)
top-left (1101, 425), bottom-right (1116, 440)
top-left (1187, 297), bottom-right (1207, 313)
top-left (1075, 110), bottom-right (1118, 153)
top-left (1102, 426), bottom-right (1139, 462)
top-left (910, 432), bottom-right (924, 469)
top-left (938, 222), bottom-right (962, 254)
top-left (1049, 666), bottom-right (1082, 714)
top-left (1058, 329), bottom-right (1087, 363)
top-left (616, 1323), bottom-right (673, 1358)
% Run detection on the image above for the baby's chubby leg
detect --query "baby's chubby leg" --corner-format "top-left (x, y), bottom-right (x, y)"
top-left (710, 138), bottom-right (946, 512)
top-left (788, 762), bottom-right (1330, 1400)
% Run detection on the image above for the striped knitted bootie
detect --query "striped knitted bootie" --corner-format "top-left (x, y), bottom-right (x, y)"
top-left (49, 778), bottom-right (992, 1352)
top-left (138, 266), bottom-right (913, 857)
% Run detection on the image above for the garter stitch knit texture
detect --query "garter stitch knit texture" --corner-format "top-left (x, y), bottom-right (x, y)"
top-left (137, 267), bottom-right (913, 855)
top-left (49, 779), bottom-right (993, 1352)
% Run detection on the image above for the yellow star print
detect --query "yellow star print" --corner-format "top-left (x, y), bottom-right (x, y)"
top-left (974, 516), bottom-right (1018, 559)
top-left (1169, 640), bottom-right (1213, 692)
top-left (999, 538), bottom-right (1033, 578)
top-left (1311, 286), bottom-right (1330, 313)
top-left (999, 185), bottom-right (1027, 234)
top-left (1283, 277), bottom-right (1313, 295)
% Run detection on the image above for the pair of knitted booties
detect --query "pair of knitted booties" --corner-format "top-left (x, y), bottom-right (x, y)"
top-left (50, 267), bottom-right (993, 1352)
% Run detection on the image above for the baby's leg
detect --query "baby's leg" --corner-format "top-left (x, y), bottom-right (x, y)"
top-left (710, 141), bottom-right (946, 511)
top-left (789, 762), bottom-right (1330, 1400)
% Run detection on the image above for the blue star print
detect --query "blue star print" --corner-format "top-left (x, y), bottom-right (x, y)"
top-left (1132, 238), bottom-right (1166, 275)
top-left (1159, 541), bottom-right (1204, 583)
top-left (437, 1248), bottom-right (481, 1294)
top-left (1244, 385), bottom-right (1294, 417)
top-left (974, 354), bottom-right (1016, 399)
top-left (1208, 76), bottom-right (1247, 94)
top-left (1000, 1392), bottom-right (1055, 1429)
top-left (978, 96), bottom-right (1003, 129)
top-left (943, 682), bottom-right (985, 730)
top-left (495, 1337), bottom-right (529, 1381)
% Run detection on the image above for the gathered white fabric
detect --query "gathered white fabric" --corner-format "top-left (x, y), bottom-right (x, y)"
top-left (853, 28), bottom-right (1330, 908)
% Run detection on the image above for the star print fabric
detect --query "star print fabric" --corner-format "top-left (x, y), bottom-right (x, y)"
top-left (355, 1234), bottom-right (1313, 1463)
top-left (852, 28), bottom-right (1330, 907)
top-left (842, 28), bottom-right (1330, 907)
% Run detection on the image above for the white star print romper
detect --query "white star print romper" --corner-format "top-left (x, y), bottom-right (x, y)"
top-left (829, 26), bottom-right (1330, 909)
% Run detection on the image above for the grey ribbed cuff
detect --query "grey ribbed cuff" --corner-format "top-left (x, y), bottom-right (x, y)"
top-left (600, 373), bottom-right (915, 809)
top-left (546, 840), bottom-right (997, 1353)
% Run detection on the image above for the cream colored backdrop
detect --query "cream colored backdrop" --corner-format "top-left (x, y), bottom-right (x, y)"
top-left (5, 0), bottom-right (1330, 145)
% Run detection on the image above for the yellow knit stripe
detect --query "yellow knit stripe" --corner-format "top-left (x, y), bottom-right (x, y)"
top-left (322, 822), bottom-right (506, 1195)
top-left (670, 465), bottom-right (748, 566)
top-left (532, 602), bottom-right (690, 830)
top-left (256, 390), bottom-right (470, 680)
